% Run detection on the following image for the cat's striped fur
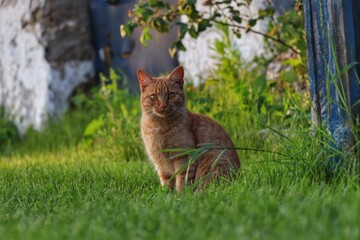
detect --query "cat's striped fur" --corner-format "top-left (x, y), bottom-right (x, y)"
top-left (138, 66), bottom-right (240, 191)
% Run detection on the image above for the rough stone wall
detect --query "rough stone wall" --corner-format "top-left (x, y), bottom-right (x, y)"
top-left (42, 0), bottom-right (94, 115)
top-left (0, 0), bottom-right (93, 134)
top-left (0, 0), bottom-right (49, 134)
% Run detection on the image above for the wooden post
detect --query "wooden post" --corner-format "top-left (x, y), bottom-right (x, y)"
top-left (304, 0), bottom-right (360, 156)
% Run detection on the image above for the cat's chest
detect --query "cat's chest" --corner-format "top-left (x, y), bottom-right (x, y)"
top-left (141, 121), bottom-right (195, 154)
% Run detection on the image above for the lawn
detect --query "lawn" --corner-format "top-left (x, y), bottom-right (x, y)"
top-left (1, 140), bottom-right (360, 240)
top-left (1, 24), bottom-right (359, 239)
top-left (1, 82), bottom-right (359, 240)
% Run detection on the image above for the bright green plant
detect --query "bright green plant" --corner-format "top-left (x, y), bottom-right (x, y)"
top-left (77, 69), bottom-right (145, 161)
top-left (0, 108), bottom-right (18, 154)
top-left (266, 7), bottom-right (308, 84)
top-left (187, 23), bottom-right (310, 129)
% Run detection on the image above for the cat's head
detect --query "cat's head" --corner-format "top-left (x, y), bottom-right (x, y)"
top-left (137, 66), bottom-right (185, 118)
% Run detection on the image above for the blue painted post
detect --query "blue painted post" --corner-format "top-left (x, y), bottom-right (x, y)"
top-left (304, 1), bottom-right (360, 158)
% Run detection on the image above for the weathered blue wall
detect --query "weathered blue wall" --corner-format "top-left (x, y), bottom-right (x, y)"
top-left (89, 0), bottom-right (179, 91)
top-left (305, 0), bottom-right (360, 155)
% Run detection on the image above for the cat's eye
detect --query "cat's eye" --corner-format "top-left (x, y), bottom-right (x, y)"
top-left (168, 92), bottom-right (176, 100)
top-left (150, 94), bottom-right (158, 101)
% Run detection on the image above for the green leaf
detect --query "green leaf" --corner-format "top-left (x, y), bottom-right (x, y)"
top-left (178, 23), bottom-right (188, 38)
top-left (120, 22), bottom-right (137, 38)
top-left (84, 116), bottom-right (105, 137)
top-left (230, 8), bottom-right (240, 15)
top-left (182, 3), bottom-right (200, 19)
top-left (140, 26), bottom-right (152, 47)
top-left (179, 1), bottom-right (188, 11)
top-left (258, 8), bottom-right (274, 19)
top-left (176, 40), bottom-right (186, 51)
top-left (232, 15), bottom-right (242, 24)
top-left (120, 103), bottom-right (129, 119)
top-left (236, 2), bottom-right (246, 7)
top-left (248, 19), bottom-right (257, 27)
top-left (135, 6), bottom-right (154, 19)
top-left (189, 27), bottom-right (199, 38)
top-left (232, 29), bottom-right (241, 38)
top-left (148, 0), bottom-right (158, 7)
top-left (214, 39), bottom-right (225, 55)
top-left (153, 18), bottom-right (169, 33)
top-left (198, 19), bottom-right (209, 32)
top-left (282, 58), bottom-right (302, 67)
top-left (253, 75), bottom-right (267, 94)
top-left (280, 70), bottom-right (298, 83)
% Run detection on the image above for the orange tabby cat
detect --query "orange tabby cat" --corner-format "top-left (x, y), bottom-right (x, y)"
top-left (138, 66), bottom-right (240, 191)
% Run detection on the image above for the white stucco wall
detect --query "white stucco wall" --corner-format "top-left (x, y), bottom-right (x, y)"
top-left (0, 0), bottom-right (49, 134)
top-left (0, 0), bottom-right (93, 134)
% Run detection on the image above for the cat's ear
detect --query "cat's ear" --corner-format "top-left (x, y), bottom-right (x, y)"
top-left (168, 66), bottom-right (184, 88)
top-left (137, 69), bottom-right (154, 91)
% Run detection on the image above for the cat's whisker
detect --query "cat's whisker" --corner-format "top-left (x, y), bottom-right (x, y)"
top-left (174, 109), bottom-right (186, 117)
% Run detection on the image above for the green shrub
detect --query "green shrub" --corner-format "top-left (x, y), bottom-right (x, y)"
top-left (0, 108), bottom-right (18, 154)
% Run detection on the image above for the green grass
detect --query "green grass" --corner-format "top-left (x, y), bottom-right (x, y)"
top-left (1, 141), bottom-right (360, 240)
top-left (1, 91), bottom-right (360, 239)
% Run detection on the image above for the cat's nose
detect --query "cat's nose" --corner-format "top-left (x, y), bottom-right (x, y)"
top-left (160, 104), bottom-right (168, 110)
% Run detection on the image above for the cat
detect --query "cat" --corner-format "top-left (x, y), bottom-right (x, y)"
top-left (137, 66), bottom-right (240, 191)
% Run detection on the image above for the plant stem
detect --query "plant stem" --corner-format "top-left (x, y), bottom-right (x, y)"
top-left (214, 20), bottom-right (300, 54)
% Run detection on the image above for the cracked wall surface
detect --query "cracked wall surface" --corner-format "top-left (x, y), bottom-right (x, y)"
top-left (0, 0), bottom-right (93, 134)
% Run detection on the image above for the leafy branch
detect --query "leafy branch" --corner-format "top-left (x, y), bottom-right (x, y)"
top-left (120, 0), bottom-right (300, 57)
